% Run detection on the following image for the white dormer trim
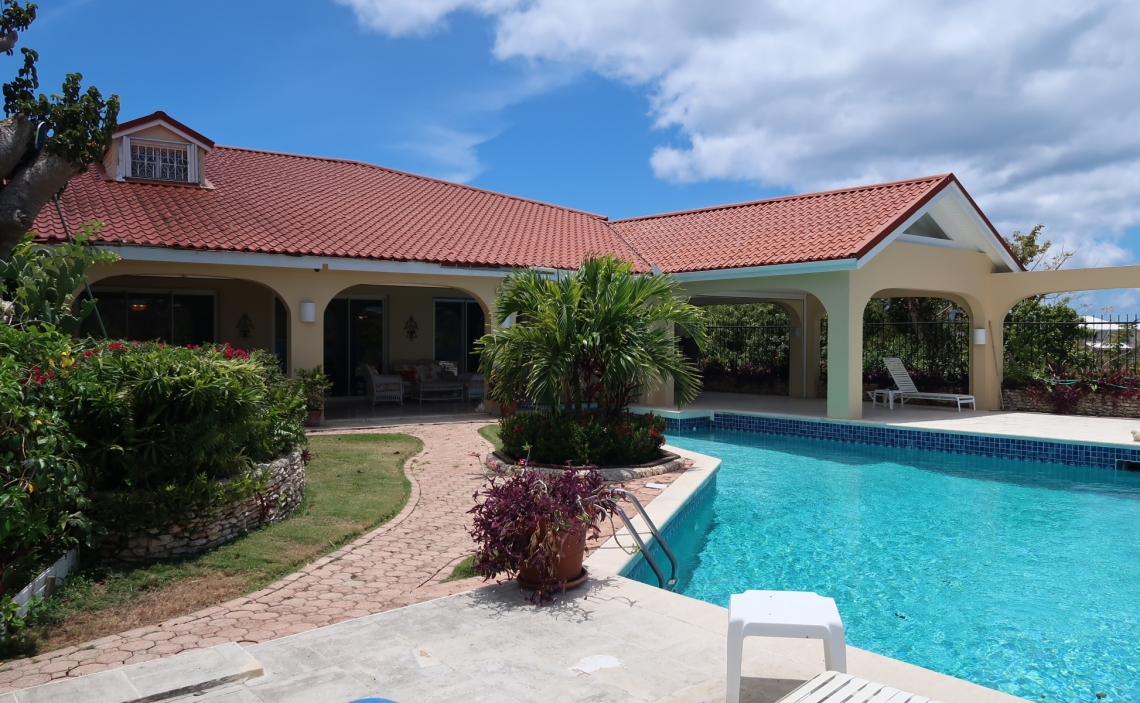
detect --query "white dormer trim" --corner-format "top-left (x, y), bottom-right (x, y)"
top-left (112, 118), bottom-right (213, 153)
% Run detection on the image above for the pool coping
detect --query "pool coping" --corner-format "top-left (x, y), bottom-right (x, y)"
top-left (632, 407), bottom-right (1140, 470)
top-left (585, 443), bottom-right (721, 578)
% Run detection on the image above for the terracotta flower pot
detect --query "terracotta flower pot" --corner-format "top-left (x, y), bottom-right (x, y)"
top-left (500, 400), bottom-right (518, 417)
top-left (304, 409), bottom-right (324, 427)
top-left (517, 528), bottom-right (588, 591)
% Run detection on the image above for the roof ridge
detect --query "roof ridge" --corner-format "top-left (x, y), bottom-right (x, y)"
top-left (612, 174), bottom-right (953, 225)
top-left (212, 145), bottom-right (610, 220)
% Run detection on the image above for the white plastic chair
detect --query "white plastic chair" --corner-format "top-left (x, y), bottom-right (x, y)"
top-left (727, 590), bottom-right (847, 703)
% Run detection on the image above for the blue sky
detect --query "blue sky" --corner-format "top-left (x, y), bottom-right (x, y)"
top-left (22, 0), bottom-right (1140, 313)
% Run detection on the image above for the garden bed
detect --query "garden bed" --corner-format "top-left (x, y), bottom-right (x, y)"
top-left (485, 449), bottom-right (686, 481)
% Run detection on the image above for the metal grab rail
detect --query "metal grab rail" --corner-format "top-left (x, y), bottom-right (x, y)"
top-left (612, 488), bottom-right (678, 590)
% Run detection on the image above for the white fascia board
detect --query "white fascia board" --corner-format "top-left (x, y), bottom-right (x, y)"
top-left (940, 182), bottom-right (1020, 271)
top-left (672, 257), bottom-right (857, 282)
top-left (101, 245), bottom-right (508, 278)
top-left (112, 120), bottom-right (213, 152)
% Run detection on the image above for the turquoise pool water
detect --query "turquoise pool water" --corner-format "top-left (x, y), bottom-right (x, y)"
top-left (635, 430), bottom-right (1140, 702)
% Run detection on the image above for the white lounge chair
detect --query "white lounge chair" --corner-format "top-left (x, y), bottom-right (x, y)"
top-left (869, 357), bottom-right (975, 411)
top-left (776, 671), bottom-right (942, 703)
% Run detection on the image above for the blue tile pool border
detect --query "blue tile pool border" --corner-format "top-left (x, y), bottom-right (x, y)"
top-left (657, 411), bottom-right (1140, 470)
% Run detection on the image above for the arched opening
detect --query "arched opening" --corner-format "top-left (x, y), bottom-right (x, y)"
top-left (855, 295), bottom-right (972, 397)
top-left (79, 274), bottom-right (291, 368)
top-left (320, 283), bottom-right (488, 418)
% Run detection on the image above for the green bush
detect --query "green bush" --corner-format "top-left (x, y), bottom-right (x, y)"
top-left (59, 341), bottom-right (305, 491)
top-left (499, 411), bottom-right (667, 466)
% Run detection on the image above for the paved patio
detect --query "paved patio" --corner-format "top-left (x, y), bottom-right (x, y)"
top-left (0, 421), bottom-right (684, 694)
top-left (646, 391), bottom-right (1140, 447)
top-left (39, 576), bottom-right (1020, 703)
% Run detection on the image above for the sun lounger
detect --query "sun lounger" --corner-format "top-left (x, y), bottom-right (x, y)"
top-left (871, 357), bottom-right (976, 411)
top-left (776, 671), bottom-right (942, 703)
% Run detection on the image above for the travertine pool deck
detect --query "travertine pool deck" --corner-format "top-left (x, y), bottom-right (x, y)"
top-left (154, 576), bottom-right (1022, 703)
top-left (641, 391), bottom-right (1140, 447)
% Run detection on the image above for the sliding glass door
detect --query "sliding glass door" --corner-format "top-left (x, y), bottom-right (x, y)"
top-left (323, 297), bottom-right (385, 397)
top-left (434, 299), bottom-right (485, 374)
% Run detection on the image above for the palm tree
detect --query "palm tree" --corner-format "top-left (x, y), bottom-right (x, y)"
top-left (477, 255), bottom-right (706, 417)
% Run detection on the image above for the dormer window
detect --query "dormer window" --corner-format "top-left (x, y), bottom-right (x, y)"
top-left (130, 139), bottom-right (191, 181)
top-left (107, 111), bottom-right (215, 185)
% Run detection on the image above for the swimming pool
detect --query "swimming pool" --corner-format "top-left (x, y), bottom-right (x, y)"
top-left (631, 429), bottom-right (1140, 702)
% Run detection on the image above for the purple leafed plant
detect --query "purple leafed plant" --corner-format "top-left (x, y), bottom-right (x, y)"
top-left (468, 467), bottom-right (621, 602)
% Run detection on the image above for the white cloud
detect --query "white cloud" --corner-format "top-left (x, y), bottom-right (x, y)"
top-left (344, 0), bottom-right (1140, 267)
top-left (393, 126), bottom-right (491, 183)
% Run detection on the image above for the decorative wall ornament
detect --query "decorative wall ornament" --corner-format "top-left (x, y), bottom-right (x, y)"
top-left (404, 315), bottom-right (419, 341)
top-left (236, 312), bottom-right (254, 341)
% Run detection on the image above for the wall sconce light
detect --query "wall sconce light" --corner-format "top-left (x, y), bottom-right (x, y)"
top-left (792, 327), bottom-right (802, 338)
top-left (300, 301), bottom-right (316, 323)
top-left (972, 328), bottom-right (986, 345)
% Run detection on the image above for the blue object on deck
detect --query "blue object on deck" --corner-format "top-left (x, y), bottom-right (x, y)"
top-left (349, 699), bottom-right (399, 703)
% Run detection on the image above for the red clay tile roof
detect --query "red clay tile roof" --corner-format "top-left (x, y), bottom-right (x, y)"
top-left (33, 146), bottom-right (649, 271)
top-left (610, 174), bottom-right (962, 273)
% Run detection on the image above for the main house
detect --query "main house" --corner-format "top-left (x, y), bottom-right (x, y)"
top-left (33, 112), bottom-right (1140, 419)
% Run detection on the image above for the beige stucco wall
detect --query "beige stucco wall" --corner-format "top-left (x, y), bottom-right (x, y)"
top-left (677, 240), bottom-right (1140, 419)
top-left (85, 258), bottom-right (500, 379)
top-left (82, 240), bottom-right (1140, 420)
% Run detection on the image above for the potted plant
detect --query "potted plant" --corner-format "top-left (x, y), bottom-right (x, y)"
top-left (295, 365), bottom-right (332, 427)
top-left (468, 466), bottom-right (621, 601)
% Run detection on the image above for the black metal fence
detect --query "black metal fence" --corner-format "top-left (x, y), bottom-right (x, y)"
top-left (1005, 315), bottom-right (1139, 376)
top-left (697, 316), bottom-right (1140, 390)
top-left (696, 324), bottom-right (790, 375)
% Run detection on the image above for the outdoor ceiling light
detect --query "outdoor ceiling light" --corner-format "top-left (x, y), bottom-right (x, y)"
top-left (300, 301), bottom-right (316, 323)
top-left (129, 303), bottom-right (147, 312)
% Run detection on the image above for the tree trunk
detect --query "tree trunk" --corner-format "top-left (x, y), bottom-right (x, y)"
top-left (0, 148), bottom-right (80, 259)
top-left (0, 115), bottom-right (35, 183)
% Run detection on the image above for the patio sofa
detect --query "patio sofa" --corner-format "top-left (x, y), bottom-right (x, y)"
top-left (391, 359), bottom-right (483, 403)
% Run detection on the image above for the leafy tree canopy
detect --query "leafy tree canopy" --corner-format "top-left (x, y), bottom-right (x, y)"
top-left (0, 1), bottom-right (119, 259)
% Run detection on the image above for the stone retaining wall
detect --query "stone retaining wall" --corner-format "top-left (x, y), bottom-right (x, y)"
top-left (98, 450), bottom-right (306, 562)
top-left (1002, 389), bottom-right (1140, 418)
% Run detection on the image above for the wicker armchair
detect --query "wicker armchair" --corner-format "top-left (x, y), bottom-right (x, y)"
top-left (362, 364), bottom-right (404, 406)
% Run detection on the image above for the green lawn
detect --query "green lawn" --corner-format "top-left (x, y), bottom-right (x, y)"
top-left (15, 433), bottom-right (418, 657)
top-left (478, 423), bottom-right (501, 450)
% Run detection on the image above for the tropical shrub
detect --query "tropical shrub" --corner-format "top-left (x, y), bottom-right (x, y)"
top-left (478, 255), bottom-right (707, 418)
top-left (59, 341), bottom-right (305, 491)
top-left (499, 411), bottom-right (667, 466)
top-left (468, 467), bottom-right (620, 601)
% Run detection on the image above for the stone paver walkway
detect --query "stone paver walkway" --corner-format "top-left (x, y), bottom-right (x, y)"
top-left (0, 421), bottom-right (683, 693)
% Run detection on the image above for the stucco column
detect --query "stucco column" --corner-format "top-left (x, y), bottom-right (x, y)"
top-left (817, 278), bottom-right (867, 420)
top-left (290, 293), bottom-right (332, 375)
top-left (963, 298), bottom-right (1003, 411)
top-left (773, 300), bottom-right (807, 398)
top-left (804, 294), bottom-right (826, 399)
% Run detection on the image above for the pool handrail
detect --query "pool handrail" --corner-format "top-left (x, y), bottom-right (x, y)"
top-left (613, 488), bottom-right (678, 590)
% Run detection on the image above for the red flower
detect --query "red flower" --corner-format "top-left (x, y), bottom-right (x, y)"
top-left (158, 343), bottom-right (165, 348)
